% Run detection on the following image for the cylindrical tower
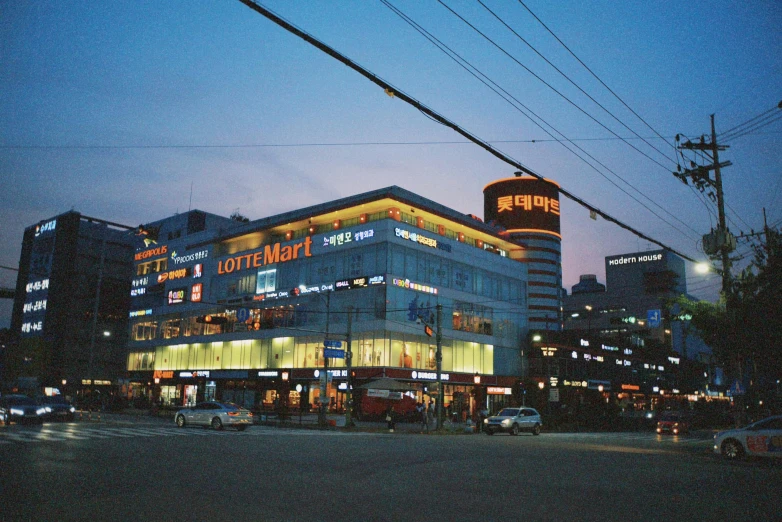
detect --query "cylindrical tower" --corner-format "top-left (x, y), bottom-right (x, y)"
top-left (483, 175), bottom-right (562, 331)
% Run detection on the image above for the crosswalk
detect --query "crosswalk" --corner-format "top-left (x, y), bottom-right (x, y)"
top-left (0, 423), bottom-right (713, 447)
top-left (0, 424), bottom-right (373, 445)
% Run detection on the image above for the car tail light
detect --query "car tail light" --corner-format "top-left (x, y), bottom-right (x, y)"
top-left (227, 411), bottom-right (239, 416)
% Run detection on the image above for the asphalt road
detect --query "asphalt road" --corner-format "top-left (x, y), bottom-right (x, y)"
top-left (1, 421), bottom-right (779, 521)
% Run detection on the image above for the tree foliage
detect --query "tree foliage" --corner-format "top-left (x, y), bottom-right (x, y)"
top-left (672, 227), bottom-right (782, 379)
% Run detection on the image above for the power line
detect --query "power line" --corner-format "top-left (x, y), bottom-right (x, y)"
top-left (0, 136), bottom-right (683, 150)
top-left (515, 0), bottom-right (678, 167)
top-left (718, 101), bottom-right (782, 141)
top-left (437, 0), bottom-right (675, 174)
top-left (380, 0), bottom-right (701, 241)
top-left (476, 0), bottom-right (677, 168)
top-left (236, 0), bottom-right (702, 263)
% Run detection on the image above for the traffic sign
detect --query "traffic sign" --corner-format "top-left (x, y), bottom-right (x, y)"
top-left (323, 348), bottom-right (345, 359)
top-left (236, 308), bottom-right (249, 323)
top-left (729, 379), bottom-right (745, 396)
top-left (647, 309), bottom-right (662, 328)
top-left (323, 340), bottom-right (342, 348)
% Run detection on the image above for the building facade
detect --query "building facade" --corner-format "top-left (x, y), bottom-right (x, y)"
top-left (125, 186), bottom-right (545, 415)
top-left (8, 211), bottom-right (136, 394)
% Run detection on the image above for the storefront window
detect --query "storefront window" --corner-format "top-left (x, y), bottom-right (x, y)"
top-left (161, 319), bottom-right (181, 339)
top-left (132, 321), bottom-right (158, 341)
top-left (127, 351), bottom-right (155, 371)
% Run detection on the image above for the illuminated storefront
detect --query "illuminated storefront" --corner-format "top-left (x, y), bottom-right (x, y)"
top-left (126, 186), bottom-right (538, 414)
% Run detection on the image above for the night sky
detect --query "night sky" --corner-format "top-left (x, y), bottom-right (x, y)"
top-left (1, 0), bottom-right (780, 327)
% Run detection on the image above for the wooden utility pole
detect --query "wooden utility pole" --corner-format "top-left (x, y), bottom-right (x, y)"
top-left (675, 114), bottom-right (735, 292)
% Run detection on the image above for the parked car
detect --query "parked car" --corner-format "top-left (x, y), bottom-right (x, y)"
top-left (484, 407), bottom-right (542, 435)
top-left (656, 411), bottom-right (691, 435)
top-left (39, 396), bottom-right (77, 422)
top-left (0, 394), bottom-right (45, 425)
top-left (174, 401), bottom-right (253, 431)
top-left (714, 415), bottom-right (782, 460)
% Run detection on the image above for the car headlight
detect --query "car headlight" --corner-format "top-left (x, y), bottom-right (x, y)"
top-left (483, 418), bottom-right (488, 424)
top-left (45, 406), bottom-right (53, 413)
top-left (501, 419), bottom-right (511, 427)
top-left (646, 412), bottom-right (654, 419)
top-left (37, 408), bottom-right (47, 415)
top-left (10, 408), bottom-right (23, 416)
top-left (69, 407), bottom-right (76, 413)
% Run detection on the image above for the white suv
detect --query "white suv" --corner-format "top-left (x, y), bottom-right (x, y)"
top-left (484, 407), bottom-right (542, 436)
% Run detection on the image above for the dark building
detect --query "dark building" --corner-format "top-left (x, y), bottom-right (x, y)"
top-left (8, 212), bottom-right (136, 394)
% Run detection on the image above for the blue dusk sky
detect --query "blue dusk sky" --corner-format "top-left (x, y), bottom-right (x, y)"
top-left (1, 0), bottom-right (780, 328)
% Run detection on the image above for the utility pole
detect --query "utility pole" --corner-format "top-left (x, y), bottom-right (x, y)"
top-left (318, 291), bottom-right (331, 428)
top-left (435, 304), bottom-right (443, 430)
top-left (675, 114), bottom-right (735, 292)
top-left (675, 114), bottom-right (742, 421)
top-left (344, 306), bottom-right (354, 428)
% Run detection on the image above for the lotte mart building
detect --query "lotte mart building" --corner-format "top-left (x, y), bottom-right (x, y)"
top-left (126, 179), bottom-right (563, 414)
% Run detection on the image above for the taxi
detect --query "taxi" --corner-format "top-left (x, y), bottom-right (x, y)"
top-left (714, 415), bottom-right (782, 460)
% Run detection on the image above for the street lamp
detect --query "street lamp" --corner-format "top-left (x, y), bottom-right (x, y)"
top-left (304, 287), bottom-right (332, 428)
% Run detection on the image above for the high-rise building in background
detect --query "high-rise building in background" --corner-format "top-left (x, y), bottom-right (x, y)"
top-left (8, 212), bottom-right (135, 394)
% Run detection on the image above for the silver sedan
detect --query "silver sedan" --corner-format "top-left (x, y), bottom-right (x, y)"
top-left (175, 401), bottom-right (254, 431)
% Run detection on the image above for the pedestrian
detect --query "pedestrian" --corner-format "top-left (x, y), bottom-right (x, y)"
top-left (427, 401), bottom-right (434, 429)
top-left (386, 406), bottom-right (395, 432)
top-left (421, 402), bottom-right (430, 433)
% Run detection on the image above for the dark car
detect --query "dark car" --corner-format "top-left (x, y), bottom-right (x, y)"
top-left (656, 411), bottom-right (691, 435)
top-left (0, 394), bottom-right (45, 425)
top-left (39, 396), bottom-right (77, 422)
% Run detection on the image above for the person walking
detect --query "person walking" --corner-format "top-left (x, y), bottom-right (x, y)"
top-left (421, 401), bottom-right (430, 433)
top-left (426, 401), bottom-right (434, 431)
top-left (386, 405), bottom-right (395, 432)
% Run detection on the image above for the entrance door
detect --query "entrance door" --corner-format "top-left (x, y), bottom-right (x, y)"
top-left (184, 385), bottom-right (198, 406)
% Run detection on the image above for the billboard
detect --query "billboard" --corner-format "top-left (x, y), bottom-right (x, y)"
top-left (483, 177), bottom-right (561, 236)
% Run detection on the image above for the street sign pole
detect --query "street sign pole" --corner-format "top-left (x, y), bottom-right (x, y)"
top-left (345, 306), bottom-right (354, 428)
top-left (436, 303), bottom-right (443, 431)
top-left (319, 291), bottom-right (331, 428)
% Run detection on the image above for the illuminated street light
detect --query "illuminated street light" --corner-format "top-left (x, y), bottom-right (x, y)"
top-left (695, 262), bottom-right (710, 274)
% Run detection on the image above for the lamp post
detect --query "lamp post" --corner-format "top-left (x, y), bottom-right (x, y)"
top-left (302, 285), bottom-right (333, 428)
top-left (318, 290), bottom-right (331, 428)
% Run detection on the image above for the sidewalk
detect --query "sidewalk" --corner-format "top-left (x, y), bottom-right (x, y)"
top-left (75, 408), bottom-right (480, 434)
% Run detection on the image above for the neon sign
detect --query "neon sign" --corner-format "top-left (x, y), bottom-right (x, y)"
top-left (217, 237), bottom-right (312, 275)
top-left (35, 219), bottom-right (57, 237)
top-left (392, 278), bottom-right (437, 295)
top-left (26, 279), bottom-right (49, 293)
top-left (157, 267), bottom-right (191, 283)
top-left (135, 245), bottom-right (168, 262)
top-left (170, 249), bottom-right (208, 265)
top-left (323, 229), bottom-right (374, 247)
top-left (168, 288), bottom-right (186, 305)
top-left (395, 228), bottom-right (452, 253)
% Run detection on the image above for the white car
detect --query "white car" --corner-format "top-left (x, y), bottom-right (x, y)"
top-left (484, 407), bottom-right (542, 436)
top-left (175, 401), bottom-right (254, 431)
top-left (714, 415), bottom-right (782, 460)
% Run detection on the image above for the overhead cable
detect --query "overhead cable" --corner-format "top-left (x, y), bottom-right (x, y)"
top-left (236, 0), bottom-right (699, 263)
top-left (381, 0), bottom-right (700, 240)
